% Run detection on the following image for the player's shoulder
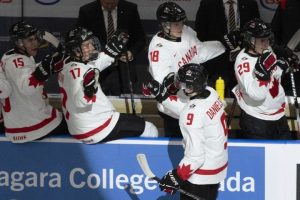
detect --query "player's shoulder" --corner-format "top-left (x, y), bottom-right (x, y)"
top-left (2, 50), bottom-right (33, 66)
top-left (236, 49), bottom-right (255, 64)
top-left (149, 34), bottom-right (173, 53)
top-left (63, 58), bottom-right (82, 72)
top-left (188, 87), bottom-right (221, 109)
top-left (236, 49), bottom-right (247, 59)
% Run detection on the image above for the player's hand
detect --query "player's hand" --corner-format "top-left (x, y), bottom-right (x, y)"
top-left (142, 79), bottom-right (169, 103)
top-left (276, 58), bottom-right (291, 74)
top-left (159, 169), bottom-right (184, 195)
top-left (83, 68), bottom-right (100, 98)
top-left (163, 72), bottom-right (179, 95)
top-left (50, 50), bottom-right (66, 73)
top-left (104, 30), bottom-right (129, 58)
top-left (119, 51), bottom-right (133, 62)
top-left (33, 51), bottom-right (65, 82)
top-left (254, 50), bottom-right (277, 81)
top-left (272, 45), bottom-right (300, 71)
top-left (221, 29), bottom-right (242, 51)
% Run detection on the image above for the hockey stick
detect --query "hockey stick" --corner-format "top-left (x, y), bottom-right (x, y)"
top-left (136, 154), bottom-right (205, 200)
top-left (123, 49), bottom-right (136, 115)
top-left (287, 28), bottom-right (300, 137)
top-left (226, 97), bottom-right (237, 128)
top-left (42, 31), bottom-right (60, 48)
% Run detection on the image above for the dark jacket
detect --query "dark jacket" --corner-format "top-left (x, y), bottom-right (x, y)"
top-left (271, 0), bottom-right (300, 46)
top-left (195, 0), bottom-right (260, 41)
top-left (77, 0), bottom-right (146, 58)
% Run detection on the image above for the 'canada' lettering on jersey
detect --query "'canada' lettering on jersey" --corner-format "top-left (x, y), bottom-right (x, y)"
top-left (148, 25), bottom-right (226, 119)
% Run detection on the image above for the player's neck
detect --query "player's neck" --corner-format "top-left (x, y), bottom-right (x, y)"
top-left (190, 90), bottom-right (210, 100)
top-left (158, 31), bottom-right (181, 42)
top-left (246, 49), bottom-right (259, 57)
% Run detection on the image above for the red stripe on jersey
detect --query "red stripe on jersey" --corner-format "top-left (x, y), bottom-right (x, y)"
top-left (72, 116), bottom-right (112, 140)
top-left (5, 108), bottom-right (57, 133)
top-left (194, 162), bottom-right (228, 175)
top-left (262, 103), bottom-right (285, 116)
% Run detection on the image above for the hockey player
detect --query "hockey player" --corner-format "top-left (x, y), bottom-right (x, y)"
top-left (0, 62), bottom-right (12, 132)
top-left (232, 18), bottom-right (292, 139)
top-left (144, 2), bottom-right (240, 137)
top-left (58, 27), bottom-right (158, 144)
top-left (0, 21), bottom-right (67, 143)
top-left (158, 63), bottom-right (228, 200)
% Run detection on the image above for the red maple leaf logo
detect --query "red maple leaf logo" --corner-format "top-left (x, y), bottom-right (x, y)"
top-left (84, 95), bottom-right (96, 103)
top-left (269, 78), bottom-right (279, 98)
top-left (177, 164), bottom-right (193, 181)
top-left (169, 95), bottom-right (178, 101)
top-left (258, 80), bottom-right (269, 87)
top-left (28, 74), bottom-right (44, 88)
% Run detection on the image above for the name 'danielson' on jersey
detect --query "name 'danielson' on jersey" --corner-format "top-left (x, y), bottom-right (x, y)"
top-left (206, 97), bottom-right (224, 120)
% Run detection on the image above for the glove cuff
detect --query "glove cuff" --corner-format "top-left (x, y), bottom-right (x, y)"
top-left (172, 169), bottom-right (185, 186)
top-left (33, 65), bottom-right (49, 82)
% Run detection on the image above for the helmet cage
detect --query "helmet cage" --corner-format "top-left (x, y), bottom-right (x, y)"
top-left (65, 27), bottom-right (101, 61)
top-left (9, 21), bottom-right (40, 48)
top-left (243, 18), bottom-right (273, 50)
top-left (176, 63), bottom-right (208, 95)
top-left (156, 2), bottom-right (187, 36)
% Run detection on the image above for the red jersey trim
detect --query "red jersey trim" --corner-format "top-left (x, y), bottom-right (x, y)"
top-left (72, 116), bottom-right (112, 140)
top-left (5, 108), bottom-right (57, 133)
top-left (194, 162), bottom-right (228, 175)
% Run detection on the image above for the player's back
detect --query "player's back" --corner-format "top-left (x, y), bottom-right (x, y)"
top-left (0, 50), bottom-right (62, 143)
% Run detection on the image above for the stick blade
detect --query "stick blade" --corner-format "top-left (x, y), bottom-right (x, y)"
top-left (136, 154), bottom-right (156, 178)
top-left (43, 31), bottom-right (60, 48)
top-left (287, 28), bottom-right (300, 51)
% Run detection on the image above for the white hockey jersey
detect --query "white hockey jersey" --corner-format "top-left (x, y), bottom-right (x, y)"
top-left (232, 49), bottom-right (286, 120)
top-left (0, 61), bottom-right (12, 123)
top-left (0, 61), bottom-right (12, 99)
top-left (58, 53), bottom-right (119, 144)
top-left (178, 87), bottom-right (228, 185)
top-left (0, 50), bottom-right (62, 143)
top-left (148, 25), bottom-right (226, 118)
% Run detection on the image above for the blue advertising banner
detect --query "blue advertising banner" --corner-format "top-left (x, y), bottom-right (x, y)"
top-left (0, 137), bottom-right (266, 200)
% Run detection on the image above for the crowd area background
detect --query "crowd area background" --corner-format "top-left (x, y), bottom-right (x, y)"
top-left (0, 0), bottom-right (280, 94)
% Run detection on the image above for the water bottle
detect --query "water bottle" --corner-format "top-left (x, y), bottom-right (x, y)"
top-left (216, 77), bottom-right (225, 100)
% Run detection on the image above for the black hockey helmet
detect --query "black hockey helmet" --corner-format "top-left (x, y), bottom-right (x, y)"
top-left (156, 2), bottom-right (186, 23)
top-left (156, 2), bottom-right (186, 37)
top-left (243, 18), bottom-right (273, 50)
top-left (65, 27), bottom-right (101, 60)
top-left (9, 21), bottom-right (39, 47)
top-left (177, 63), bottom-right (208, 95)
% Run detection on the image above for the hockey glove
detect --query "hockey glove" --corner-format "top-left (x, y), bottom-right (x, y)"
top-left (272, 45), bottom-right (300, 71)
top-left (142, 79), bottom-right (169, 103)
top-left (277, 58), bottom-right (291, 74)
top-left (104, 30), bottom-right (129, 58)
top-left (163, 72), bottom-right (179, 95)
top-left (83, 68), bottom-right (100, 98)
top-left (221, 29), bottom-right (242, 51)
top-left (254, 50), bottom-right (277, 81)
top-left (33, 51), bottom-right (65, 82)
top-left (159, 169), bottom-right (185, 195)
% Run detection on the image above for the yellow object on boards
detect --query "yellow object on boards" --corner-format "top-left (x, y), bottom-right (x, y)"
top-left (216, 77), bottom-right (225, 100)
